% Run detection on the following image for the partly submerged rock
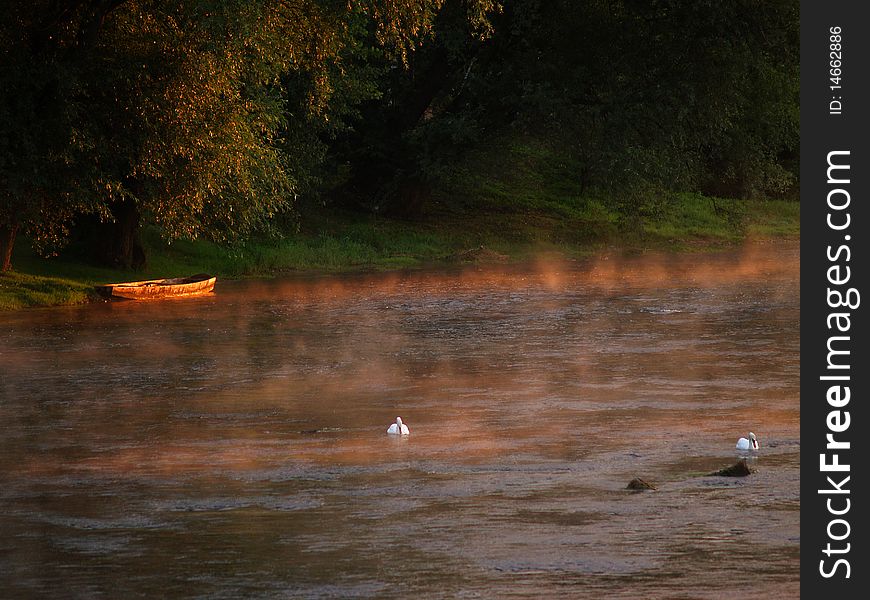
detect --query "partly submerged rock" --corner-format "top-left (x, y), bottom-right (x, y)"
top-left (709, 460), bottom-right (755, 477)
top-left (626, 478), bottom-right (657, 490)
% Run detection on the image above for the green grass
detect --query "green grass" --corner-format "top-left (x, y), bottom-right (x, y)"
top-left (744, 199), bottom-right (801, 237)
top-left (0, 271), bottom-right (97, 310)
top-left (641, 193), bottom-right (745, 245)
top-left (1, 138), bottom-right (799, 311)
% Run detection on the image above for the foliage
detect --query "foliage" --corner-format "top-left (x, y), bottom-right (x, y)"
top-left (0, 0), bottom-right (498, 269)
top-left (378, 0), bottom-right (799, 212)
top-left (1, 0), bottom-right (798, 273)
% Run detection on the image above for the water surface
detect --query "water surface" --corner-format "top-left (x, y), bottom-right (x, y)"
top-left (0, 242), bottom-right (800, 598)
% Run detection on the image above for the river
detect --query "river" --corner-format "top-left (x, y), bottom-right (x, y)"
top-left (0, 241), bottom-right (800, 598)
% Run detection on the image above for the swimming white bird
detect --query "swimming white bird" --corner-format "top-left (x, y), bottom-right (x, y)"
top-left (387, 416), bottom-right (410, 435)
top-left (736, 432), bottom-right (759, 451)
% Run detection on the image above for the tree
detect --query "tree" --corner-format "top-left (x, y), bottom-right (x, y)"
top-left (0, 1), bottom-right (113, 271)
top-left (356, 0), bottom-right (798, 214)
top-left (0, 0), bottom-right (497, 271)
top-left (329, 0), bottom-right (500, 214)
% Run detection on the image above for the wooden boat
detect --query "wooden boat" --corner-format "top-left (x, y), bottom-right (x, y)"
top-left (96, 273), bottom-right (216, 300)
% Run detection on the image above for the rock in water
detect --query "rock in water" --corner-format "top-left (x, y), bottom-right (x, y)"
top-left (626, 478), bottom-right (657, 490)
top-left (710, 460), bottom-right (755, 477)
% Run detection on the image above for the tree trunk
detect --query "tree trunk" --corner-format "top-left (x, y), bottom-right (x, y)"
top-left (0, 223), bottom-right (17, 273)
top-left (99, 198), bottom-right (146, 270)
top-left (393, 46), bottom-right (450, 131)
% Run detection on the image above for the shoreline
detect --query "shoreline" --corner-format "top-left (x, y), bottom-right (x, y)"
top-left (1, 195), bottom-right (799, 311)
top-left (1, 231), bottom-right (799, 312)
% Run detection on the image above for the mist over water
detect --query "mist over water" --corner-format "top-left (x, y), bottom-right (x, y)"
top-left (0, 241), bottom-right (799, 598)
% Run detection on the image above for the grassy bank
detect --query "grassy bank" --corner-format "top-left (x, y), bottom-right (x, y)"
top-left (0, 194), bottom-right (798, 311)
top-left (0, 140), bottom-right (799, 311)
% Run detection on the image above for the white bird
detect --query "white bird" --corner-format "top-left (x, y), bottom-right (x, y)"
top-left (387, 416), bottom-right (410, 435)
top-left (736, 432), bottom-right (759, 451)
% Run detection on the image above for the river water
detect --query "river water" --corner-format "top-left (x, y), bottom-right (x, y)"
top-left (0, 241), bottom-right (799, 598)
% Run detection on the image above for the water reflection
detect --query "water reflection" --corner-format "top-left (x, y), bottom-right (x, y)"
top-left (0, 241), bottom-right (799, 597)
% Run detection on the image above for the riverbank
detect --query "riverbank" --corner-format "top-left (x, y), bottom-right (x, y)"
top-left (0, 193), bottom-right (798, 311)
